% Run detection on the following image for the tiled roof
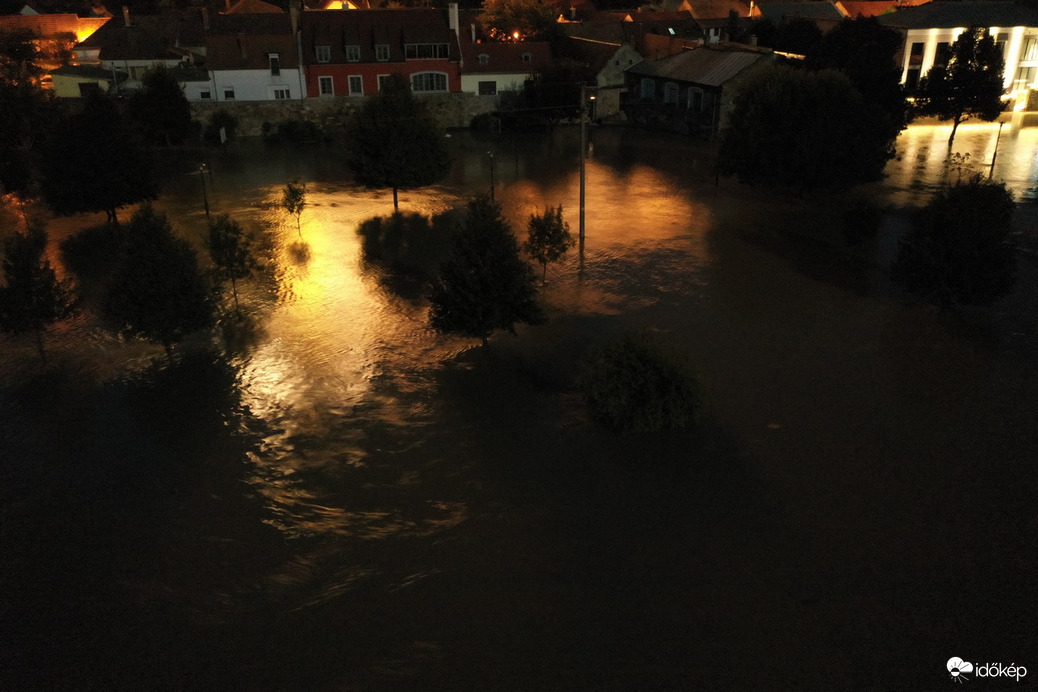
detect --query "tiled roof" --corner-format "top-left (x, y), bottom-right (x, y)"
top-left (683, 0), bottom-right (758, 21)
top-left (876, 1), bottom-right (1038, 28)
top-left (835, 0), bottom-right (928, 19)
top-left (626, 42), bottom-right (769, 86)
top-left (0, 12), bottom-right (94, 38)
top-left (78, 11), bottom-right (206, 60)
top-left (757, 1), bottom-right (847, 22)
top-left (461, 40), bottom-right (551, 74)
top-left (223, 0), bottom-right (283, 14)
top-left (207, 13), bottom-right (299, 69)
top-left (299, 9), bottom-right (458, 64)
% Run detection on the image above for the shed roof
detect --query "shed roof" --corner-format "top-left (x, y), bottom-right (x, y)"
top-left (626, 42), bottom-right (768, 86)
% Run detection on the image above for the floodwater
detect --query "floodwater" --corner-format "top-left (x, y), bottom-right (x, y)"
top-left (2, 123), bottom-right (1037, 691)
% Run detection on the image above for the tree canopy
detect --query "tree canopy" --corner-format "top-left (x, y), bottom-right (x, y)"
top-left (717, 65), bottom-right (897, 191)
top-left (891, 175), bottom-right (1016, 306)
top-left (429, 195), bottom-right (544, 345)
top-left (806, 17), bottom-right (908, 131)
top-left (344, 73), bottom-right (451, 212)
top-left (0, 28), bottom-right (57, 193)
top-left (915, 26), bottom-right (1005, 146)
top-left (523, 205), bottom-right (573, 282)
top-left (480, 0), bottom-right (557, 41)
top-left (129, 63), bottom-right (195, 146)
top-left (208, 214), bottom-right (259, 314)
top-left (41, 92), bottom-right (158, 223)
top-left (0, 222), bottom-right (76, 362)
top-left (103, 204), bottom-right (214, 360)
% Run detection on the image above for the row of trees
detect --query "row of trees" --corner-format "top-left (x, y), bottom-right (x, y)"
top-left (719, 20), bottom-right (1006, 192)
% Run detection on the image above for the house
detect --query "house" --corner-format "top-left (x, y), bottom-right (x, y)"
top-left (624, 41), bottom-right (772, 133)
top-left (569, 36), bottom-right (644, 119)
top-left (756, 1), bottom-right (846, 34)
top-left (299, 6), bottom-right (462, 99)
top-left (459, 33), bottom-right (551, 96)
top-left (0, 6), bottom-right (109, 44)
top-left (560, 9), bottom-right (704, 56)
top-left (205, 9), bottom-right (305, 101)
top-left (73, 7), bottom-right (206, 93)
top-left (878, 1), bottom-right (1038, 110)
top-left (679, 0), bottom-right (758, 44)
top-left (50, 63), bottom-right (126, 96)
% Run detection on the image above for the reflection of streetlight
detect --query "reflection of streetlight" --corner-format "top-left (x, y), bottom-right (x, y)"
top-left (989, 121), bottom-right (1005, 179)
top-left (488, 150), bottom-right (496, 201)
top-left (199, 163), bottom-right (212, 221)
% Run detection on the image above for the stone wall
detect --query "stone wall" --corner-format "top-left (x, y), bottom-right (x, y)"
top-left (190, 92), bottom-right (498, 137)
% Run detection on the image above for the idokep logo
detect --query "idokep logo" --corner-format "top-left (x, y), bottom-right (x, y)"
top-left (947, 657), bottom-right (1029, 683)
top-left (948, 658), bottom-right (974, 683)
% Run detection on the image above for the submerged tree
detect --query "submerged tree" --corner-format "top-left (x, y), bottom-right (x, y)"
top-left (0, 222), bottom-right (76, 363)
top-left (0, 27), bottom-right (57, 194)
top-left (915, 26), bottom-right (1005, 147)
top-left (208, 214), bottom-right (259, 314)
top-left (429, 194), bottom-right (544, 345)
top-left (480, 0), bottom-right (556, 41)
top-left (130, 63), bottom-right (194, 146)
top-left (892, 175), bottom-right (1016, 306)
top-left (41, 92), bottom-right (158, 224)
top-left (523, 205), bottom-right (574, 282)
top-left (282, 179), bottom-right (306, 236)
top-left (103, 204), bottom-right (214, 362)
top-left (344, 74), bottom-right (451, 212)
top-left (717, 65), bottom-right (896, 191)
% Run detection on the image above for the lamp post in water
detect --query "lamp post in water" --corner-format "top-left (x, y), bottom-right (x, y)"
top-left (199, 163), bottom-right (212, 221)
top-left (579, 84), bottom-right (596, 251)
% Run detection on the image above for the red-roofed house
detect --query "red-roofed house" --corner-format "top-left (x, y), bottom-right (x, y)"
top-left (459, 32), bottom-right (551, 95)
top-left (205, 10), bottom-right (305, 101)
top-left (299, 6), bottom-right (462, 98)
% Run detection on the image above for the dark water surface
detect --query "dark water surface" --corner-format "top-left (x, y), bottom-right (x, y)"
top-left (3, 125), bottom-right (1037, 691)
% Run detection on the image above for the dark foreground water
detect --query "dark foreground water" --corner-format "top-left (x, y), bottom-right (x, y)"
top-left (2, 125), bottom-right (1037, 691)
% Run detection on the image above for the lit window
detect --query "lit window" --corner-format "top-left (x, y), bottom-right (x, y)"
top-left (345, 44), bottom-right (360, 62)
top-left (316, 45), bottom-right (331, 63)
top-left (319, 75), bottom-right (333, 96)
top-left (349, 75), bottom-right (363, 94)
top-left (411, 71), bottom-right (447, 92)
top-left (375, 44), bottom-right (390, 61)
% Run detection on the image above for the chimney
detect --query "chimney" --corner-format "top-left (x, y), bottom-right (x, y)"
top-left (202, 7), bottom-right (209, 30)
top-left (470, 22), bottom-right (475, 43)
top-left (569, 5), bottom-right (575, 20)
top-left (449, 2), bottom-right (459, 36)
top-left (290, 1), bottom-right (299, 33)
top-left (122, 5), bottom-right (130, 26)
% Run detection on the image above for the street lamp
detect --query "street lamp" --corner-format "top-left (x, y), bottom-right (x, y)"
top-left (199, 163), bottom-right (212, 221)
top-left (579, 84), bottom-right (597, 250)
top-left (488, 150), bottom-right (496, 201)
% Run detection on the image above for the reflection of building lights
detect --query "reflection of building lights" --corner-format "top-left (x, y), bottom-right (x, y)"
top-left (513, 30), bottom-right (520, 40)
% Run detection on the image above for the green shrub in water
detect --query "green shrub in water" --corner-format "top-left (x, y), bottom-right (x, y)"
top-left (579, 333), bottom-right (702, 435)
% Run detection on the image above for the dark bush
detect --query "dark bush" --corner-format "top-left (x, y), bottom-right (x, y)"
top-left (277, 119), bottom-right (323, 143)
top-left (357, 208), bottom-right (461, 282)
top-left (579, 332), bottom-right (702, 435)
top-left (203, 109), bottom-right (239, 143)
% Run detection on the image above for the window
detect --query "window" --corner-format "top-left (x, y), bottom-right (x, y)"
top-left (1023, 37), bottom-right (1038, 62)
top-left (377, 74), bottom-right (390, 91)
top-left (640, 77), bottom-right (654, 100)
top-left (908, 42), bottom-right (924, 66)
top-left (520, 52), bottom-right (531, 63)
top-left (478, 53), bottom-right (489, 65)
top-left (200, 89), bottom-right (211, 100)
top-left (223, 87), bottom-right (235, 100)
top-left (688, 87), bottom-right (703, 111)
top-left (273, 88), bottom-right (290, 99)
top-left (316, 45), bottom-right (331, 63)
top-left (663, 82), bottom-right (678, 104)
top-left (478, 80), bottom-right (496, 95)
top-left (268, 53), bottom-right (280, 76)
top-left (349, 75), bottom-right (363, 95)
top-left (1014, 65), bottom-right (1036, 91)
top-left (411, 71), bottom-right (447, 92)
top-left (404, 43), bottom-right (449, 59)
top-left (319, 75), bottom-right (333, 96)
top-left (905, 68), bottom-right (920, 90)
top-left (375, 44), bottom-right (390, 61)
top-left (345, 44), bottom-right (360, 62)
top-left (933, 42), bottom-right (950, 68)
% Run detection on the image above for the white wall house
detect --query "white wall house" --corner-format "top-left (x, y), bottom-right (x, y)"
top-left (205, 12), bottom-right (306, 102)
top-left (880, 2), bottom-right (1038, 111)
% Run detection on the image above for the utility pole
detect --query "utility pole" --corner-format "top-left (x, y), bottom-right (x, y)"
top-left (199, 164), bottom-right (211, 221)
top-left (488, 150), bottom-right (495, 201)
top-left (579, 84), bottom-right (588, 249)
top-left (989, 121), bottom-right (1004, 180)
